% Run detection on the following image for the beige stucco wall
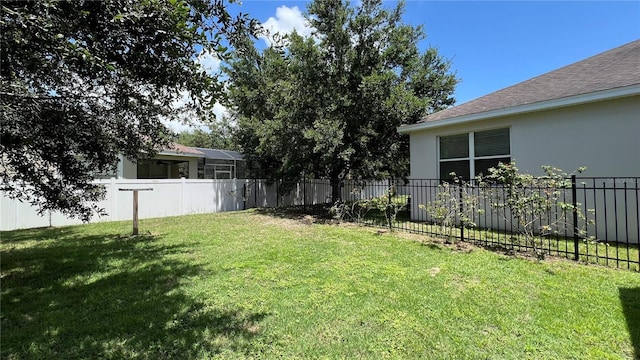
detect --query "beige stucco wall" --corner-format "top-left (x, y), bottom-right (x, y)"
top-left (118, 155), bottom-right (138, 178)
top-left (408, 95), bottom-right (640, 179)
top-left (405, 95), bottom-right (639, 243)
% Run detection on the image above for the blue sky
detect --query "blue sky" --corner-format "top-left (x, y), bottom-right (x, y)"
top-left (233, 0), bottom-right (640, 104)
top-left (178, 1), bottom-right (639, 132)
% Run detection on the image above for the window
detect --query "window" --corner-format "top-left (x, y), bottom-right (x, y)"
top-left (203, 164), bottom-right (234, 179)
top-left (137, 160), bottom-right (189, 179)
top-left (439, 128), bottom-right (510, 180)
top-left (214, 164), bottom-right (233, 179)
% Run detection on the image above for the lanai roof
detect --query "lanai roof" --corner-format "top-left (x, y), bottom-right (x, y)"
top-left (194, 148), bottom-right (244, 161)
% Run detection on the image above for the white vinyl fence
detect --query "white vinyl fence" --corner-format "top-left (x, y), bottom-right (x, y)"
top-left (245, 179), bottom-right (388, 208)
top-left (1, 178), bottom-right (246, 231)
top-left (1, 178), bottom-right (388, 231)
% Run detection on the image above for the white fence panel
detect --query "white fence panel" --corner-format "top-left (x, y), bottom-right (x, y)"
top-left (1, 178), bottom-right (253, 231)
top-left (307, 179), bottom-right (332, 205)
top-left (341, 180), bottom-right (389, 201)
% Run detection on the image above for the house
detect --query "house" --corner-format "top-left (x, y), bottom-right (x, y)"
top-left (398, 39), bottom-right (640, 180)
top-left (116, 143), bottom-right (204, 179)
top-left (193, 148), bottom-right (246, 179)
top-left (113, 143), bottom-right (247, 180)
top-left (397, 39), bottom-right (640, 243)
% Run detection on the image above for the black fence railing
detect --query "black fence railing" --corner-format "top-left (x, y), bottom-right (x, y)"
top-left (246, 177), bottom-right (640, 271)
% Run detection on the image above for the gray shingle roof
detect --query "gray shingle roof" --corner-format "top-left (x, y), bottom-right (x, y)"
top-left (420, 39), bottom-right (640, 123)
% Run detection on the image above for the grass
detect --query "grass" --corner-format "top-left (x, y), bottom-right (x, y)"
top-left (2, 210), bottom-right (640, 359)
top-left (348, 209), bottom-right (640, 271)
top-left (391, 219), bottom-right (640, 271)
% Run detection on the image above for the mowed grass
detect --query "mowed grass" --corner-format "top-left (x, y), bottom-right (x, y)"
top-left (1, 210), bottom-right (639, 359)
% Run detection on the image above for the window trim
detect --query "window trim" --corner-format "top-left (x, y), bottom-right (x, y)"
top-left (204, 164), bottom-right (235, 179)
top-left (438, 127), bottom-right (511, 180)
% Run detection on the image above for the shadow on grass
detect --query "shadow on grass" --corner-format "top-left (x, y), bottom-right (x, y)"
top-left (1, 227), bottom-right (268, 359)
top-left (254, 205), bottom-right (334, 222)
top-left (260, 206), bottom-right (640, 271)
top-left (619, 287), bottom-right (640, 359)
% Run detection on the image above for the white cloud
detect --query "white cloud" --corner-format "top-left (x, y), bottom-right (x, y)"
top-left (196, 49), bottom-right (221, 75)
top-left (164, 117), bottom-right (205, 134)
top-left (261, 6), bottom-right (314, 46)
top-left (212, 102), bottom-right (229, 122)
top-left (164, 51), bottom-right (226, 133)
top-left (164, 89), bottom-right (230, 134)
top-left (165, 6), bottom-right (312, 133)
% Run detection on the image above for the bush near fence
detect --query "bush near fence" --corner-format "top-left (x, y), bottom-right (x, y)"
top-left (269, 176), bottom-right (640, 271)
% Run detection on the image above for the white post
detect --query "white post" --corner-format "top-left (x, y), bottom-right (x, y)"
top-left (181, 177), bottom-right (186, 215)
top-left (14, 195), bottom-right (19, 230)
top-left (110, 177), bottom-right (117, 221)
top-left (233, 178), bottom-right (238, 210)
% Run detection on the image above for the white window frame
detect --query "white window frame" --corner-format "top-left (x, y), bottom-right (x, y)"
top-left (438, 127), bottom-right (511, 180)
top-left (203, 163), bottom-right (237, 179)
top-left (214, 164), bottom-right (234, 179)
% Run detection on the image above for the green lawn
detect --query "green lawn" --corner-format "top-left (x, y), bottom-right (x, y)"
top-left (388, 219), bottom-right (640, 271)
top-left (2, 210), bottom-right (639, 359)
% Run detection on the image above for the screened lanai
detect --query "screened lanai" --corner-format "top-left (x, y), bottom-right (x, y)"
top-left (194, 148), bottom-right (246, 179)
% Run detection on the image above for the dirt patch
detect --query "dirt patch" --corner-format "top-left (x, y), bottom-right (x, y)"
top-left (447, 276), bottom-right (481, 292)
top-left (395, 231), bottom-right (478, 253)
top-left (246, 324), bottom-right (261, 335)
top-left (397, 231), bottom-right (440, 243)
top-left (429, 267), bottom-right (441, 277)
top-left (252, 208), bottom-right (360, 228)
top-left (252, 213), bottom-right (308, 231)
top-left (452, 241), bottom-right (475, 253)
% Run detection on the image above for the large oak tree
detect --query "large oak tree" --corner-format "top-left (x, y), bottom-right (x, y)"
top-left (1, 0), bottom-right (256, 220)
top-left (225, 0), bottom-right (457, 199)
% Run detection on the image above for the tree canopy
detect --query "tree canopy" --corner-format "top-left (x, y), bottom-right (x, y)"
top-left (225, 0), bottom-right (457, 192)
top-left (176, 118), bottom-right (237, 150)
top-left (1, 0), bottom-right (256, 220)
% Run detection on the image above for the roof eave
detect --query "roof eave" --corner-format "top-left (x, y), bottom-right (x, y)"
top-left (157, 150), bottom-right (205, 158)
top-left (397, 84), bottom-right (640, 134)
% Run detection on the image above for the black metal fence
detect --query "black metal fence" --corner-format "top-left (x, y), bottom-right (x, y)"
top-left (247, 176), bottom-right (640, 271)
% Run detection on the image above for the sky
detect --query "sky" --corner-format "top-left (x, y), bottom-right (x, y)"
top-left (178, 0), bottom-right (640, 132)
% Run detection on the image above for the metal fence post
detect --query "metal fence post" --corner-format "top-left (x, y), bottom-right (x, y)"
top-left (571, 175), bottom-right (579, 261)
top-left (254, 178), bottom-right (257, 207)
top-left (242, 183), bottom-right (247, 210)
top-left (387, 178), bottom-right (393, 230)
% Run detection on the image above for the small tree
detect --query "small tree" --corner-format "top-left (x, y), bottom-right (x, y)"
top-left (330, 186), bottom-right (374, 223)
top-left (420, 175), bottom-right (481, 243)
top-left (478, 162), bottom-right (591, 258)
top-left (330, 183), bottom-right (407, 231)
